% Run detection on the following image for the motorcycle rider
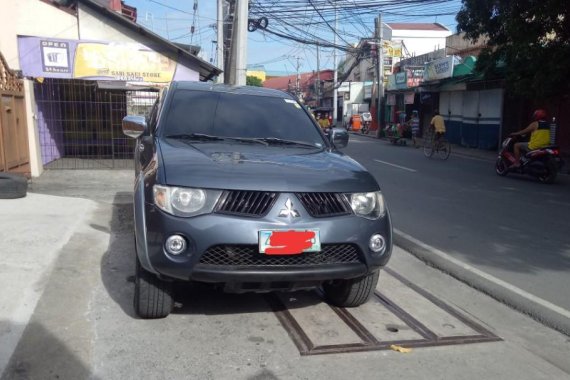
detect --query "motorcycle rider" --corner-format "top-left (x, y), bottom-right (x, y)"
top-left (510, 109), bottom-right (550, 167)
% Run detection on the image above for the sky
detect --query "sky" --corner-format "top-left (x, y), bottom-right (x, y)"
top-left (127, 0), bottom-right (462, 75)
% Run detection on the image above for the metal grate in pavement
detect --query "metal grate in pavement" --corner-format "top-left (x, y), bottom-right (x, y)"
top-left (267, 267), bottom-right (501, 355)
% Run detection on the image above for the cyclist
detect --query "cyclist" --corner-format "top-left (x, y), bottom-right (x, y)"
top-left (510, 109), bottom-right (550, 167)
top-left (430, 110), bottom-right (446, 143)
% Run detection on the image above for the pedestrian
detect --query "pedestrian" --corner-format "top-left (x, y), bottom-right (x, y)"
top-left (409, 110), bottom-right (420, 148)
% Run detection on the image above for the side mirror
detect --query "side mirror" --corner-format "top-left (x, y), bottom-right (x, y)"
top-left (122, 115), bottom-right (147, 139)
top-left (330, 127), bottom-right (349, 149)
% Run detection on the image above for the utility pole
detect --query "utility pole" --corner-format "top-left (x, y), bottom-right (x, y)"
top-left (375, 13), bottom-right (384, 136)
top-left (316, 42), bottom-right (320, 106)
top-left (216, 0), bottom-right (225, 83)
top-left (296, 56), bottom-right (301, 100)
top-left (190, 0), bottom-right (198, 44)
top-left (233, 0), bottom-right (248, 85)
top-left (332, 2), bottom-right (338, 126)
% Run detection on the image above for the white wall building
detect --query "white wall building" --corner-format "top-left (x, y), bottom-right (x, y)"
top-left (387, 23), bottom-right (453, 57)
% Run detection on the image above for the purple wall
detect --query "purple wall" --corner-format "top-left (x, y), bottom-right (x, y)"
top-left (34, 81), bottom-right (64, 165)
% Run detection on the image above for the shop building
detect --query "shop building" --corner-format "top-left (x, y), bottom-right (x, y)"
top-left (0, 0), bottom-right (220, 176)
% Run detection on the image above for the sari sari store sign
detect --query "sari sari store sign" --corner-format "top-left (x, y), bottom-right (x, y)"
top-left (423, 56), bottom-right (455, 82)
top-left (74, 43), bottom-right (175, 83)
top-left (18, 36), bottom-right (177, 83)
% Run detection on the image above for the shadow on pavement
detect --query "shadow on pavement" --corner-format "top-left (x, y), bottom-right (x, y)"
top-left (101, 193), bottom-right (322, 319)
top-left (1, 321), bottom-right (96, 380)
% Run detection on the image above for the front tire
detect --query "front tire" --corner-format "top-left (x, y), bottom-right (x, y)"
top-left (423, 138), bottom-right (434, 158)
top-left (495, 157), bottom-right (509, 176)
top-left (437, 140), bottom-right (451, 160)
top-left (134, 257), bottom-right (173, 319)
top-left (0, 173), bottom-right (28, 199)
top-left (322, 270), bottom-right (379, 307)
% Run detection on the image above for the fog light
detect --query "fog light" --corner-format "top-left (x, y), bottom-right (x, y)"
top-left (369, 234), bottom-right (386, 254)
top-left (165, 235), bottom-right (187, 255)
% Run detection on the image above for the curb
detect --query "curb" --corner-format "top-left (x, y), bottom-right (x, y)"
top-left (393, 228), bottom-right (570, 337)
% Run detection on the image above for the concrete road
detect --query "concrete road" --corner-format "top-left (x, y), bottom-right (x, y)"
top-left (343, 135), bottom-right (570, 313)
top-left (2, 188), bottom-right (570, 379)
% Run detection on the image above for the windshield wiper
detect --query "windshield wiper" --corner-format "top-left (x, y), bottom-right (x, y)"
top-left (254, 137), bottom-right (320, 149)
top-left (164, 133), bottom-right (268, 145)
top-left (164, 133), bottom-right (224, 141)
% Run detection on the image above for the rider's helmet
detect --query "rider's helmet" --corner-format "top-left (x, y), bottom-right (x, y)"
top-left (532, 109), bottom-right (547, 121)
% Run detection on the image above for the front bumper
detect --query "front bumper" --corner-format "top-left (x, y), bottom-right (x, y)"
top-left (140, 194), bottom-right (392, 283)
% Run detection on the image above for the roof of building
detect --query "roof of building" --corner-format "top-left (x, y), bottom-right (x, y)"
top-left (263, 70), bottom-right (334, 90)
top-left (386, 23), bottom-right (450, 32)
top-left (77, 0), bottom-right (222, 81)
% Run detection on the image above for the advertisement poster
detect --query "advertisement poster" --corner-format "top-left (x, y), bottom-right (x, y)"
top-left (404, 92), bottom-right (415, 104)
top-left (74, 43), bottom-right (176, 82)
top-left (383, 41), bottom-right (403, 58)
top-left (406, 68), bottom-right (424, 88)
top-left (423, 56), bottom-right (456, 82)
top-left (18, 36), bottom-right (194, 83)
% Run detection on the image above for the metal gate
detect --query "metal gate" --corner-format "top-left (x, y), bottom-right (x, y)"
top-left (0, 51), bottom-right (30, 174)
top-left (35, 79), bottom-right (158, 169)
top-left (440, 89), bottom-right (503, 150)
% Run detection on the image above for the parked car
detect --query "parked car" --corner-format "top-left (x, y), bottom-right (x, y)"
top-left (123, 82), bottom-right (393, 318)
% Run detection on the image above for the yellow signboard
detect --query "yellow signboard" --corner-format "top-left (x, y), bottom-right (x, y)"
top-left (383, 41), bottom-right (403, 58)
top-left (74, 43), bottom-right (176, 83)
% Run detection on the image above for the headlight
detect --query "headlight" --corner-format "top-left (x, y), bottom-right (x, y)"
top-left (348, 191), bottom-right (386, 219)
top-left (153, 185), bottom-right (222, 217)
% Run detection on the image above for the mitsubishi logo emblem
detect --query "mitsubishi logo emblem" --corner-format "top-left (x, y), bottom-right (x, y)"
top-left (278, 198), bottom-right (300, 218)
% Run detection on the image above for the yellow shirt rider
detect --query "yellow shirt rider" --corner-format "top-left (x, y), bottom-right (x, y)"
top-left (430, 110), bottom-right (446, 140)
top-left (318, 115), bottom-right (331, 130)
top-left (510, 109), bottom-right (550, 167)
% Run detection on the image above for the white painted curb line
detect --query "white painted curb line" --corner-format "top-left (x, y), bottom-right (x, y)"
top-left (394, 228), bottom-right (570, 336)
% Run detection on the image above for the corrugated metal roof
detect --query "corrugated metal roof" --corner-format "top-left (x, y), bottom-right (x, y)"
top-left (78, 0), bottom-right (222, 81)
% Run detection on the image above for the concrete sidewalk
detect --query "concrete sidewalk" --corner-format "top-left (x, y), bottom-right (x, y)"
top-left (0, 193), bottom-right (95, 375)
top-left (2, 195), bottom-right (569, 379)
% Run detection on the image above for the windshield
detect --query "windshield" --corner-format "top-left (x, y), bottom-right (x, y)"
top-left (162, 90), bottom-right (325, 147)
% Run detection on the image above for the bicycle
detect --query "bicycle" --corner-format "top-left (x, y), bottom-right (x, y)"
top-left (423, 127), bottom-right (451, 160)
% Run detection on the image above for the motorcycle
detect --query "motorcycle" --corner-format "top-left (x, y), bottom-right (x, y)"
top-left (384, 123), bottom-right (408, 145)
top-left (495, 135), bottom-right (564, 184)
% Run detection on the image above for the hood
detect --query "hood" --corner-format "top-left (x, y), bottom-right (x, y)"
top-left (158, 138), bottom-right (379, 193)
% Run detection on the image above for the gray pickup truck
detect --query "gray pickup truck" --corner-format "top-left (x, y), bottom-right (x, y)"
top-left (122, 82), bottom-right (393, 318)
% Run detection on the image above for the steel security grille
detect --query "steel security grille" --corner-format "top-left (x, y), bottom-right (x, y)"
top-left (198, 244), bottom-right (362, 266)
top-left (215, 190), bottom-right (278, 217)
top-left (35, 79), bottom-right (158, 169)
top-left (296, 192), bottom-right (352, 217)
